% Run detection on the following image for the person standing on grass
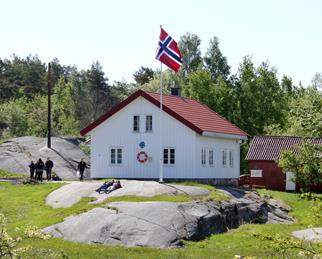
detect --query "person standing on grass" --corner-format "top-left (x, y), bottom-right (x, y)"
top-left (77, 158), bottom-right (87, 181)
top-left (35, 158), bottom-right (45, 181)
top-left (45, 157), bottom-right (54, 180)
top-left (28, 160), bottom-right (35, 179)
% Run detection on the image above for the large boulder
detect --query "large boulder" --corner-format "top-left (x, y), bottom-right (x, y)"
top-left (43, 190), bottom-right (293, 248)
top-left (0, 136), bottom-right (89, 180)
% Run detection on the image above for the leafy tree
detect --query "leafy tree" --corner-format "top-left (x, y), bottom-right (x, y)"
top-left (133, 66), bottom-right (154, 85)
top-left (278, 140), bottom-right (322, 191)
top-left (52, 78), bottom-right (79, 135)
top-left (281, 75), bottom-right (293, 94)
top-left (312, 72), bottom-right (322, 90)
top-left (270, 87), bottom-right (322, 137)
top-left (0, 98), bottom-right (28, 137)
top-left (204, 36), bottom-right (230, 81)
top-left (178, 33), bottom-right (203, 77)
top-left (236, 57), bottom-right (286, 136)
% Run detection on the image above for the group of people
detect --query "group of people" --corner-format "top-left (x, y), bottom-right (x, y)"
top-left (29, 157), bottom-right (89, 182)
top-left (96, 179), bottom-right (122, 194)
top-left (29, 157), bottom-right (54, 181)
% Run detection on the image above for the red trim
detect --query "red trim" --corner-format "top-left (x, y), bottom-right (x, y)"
top-left (80, 89), bottom-right (245, 137)
top-left (80, 90), bottom-right (203, 136)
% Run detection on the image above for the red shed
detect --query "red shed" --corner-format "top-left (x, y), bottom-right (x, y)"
top-left (245, 136), bottom-right (322, 191)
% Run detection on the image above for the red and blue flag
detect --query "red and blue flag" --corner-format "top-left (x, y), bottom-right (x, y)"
top-left (156, 28), bottom-right (182, 72)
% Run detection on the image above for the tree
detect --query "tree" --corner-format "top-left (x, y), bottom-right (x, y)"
top-left (133, 66), bottom-right (154, 85)
top-left (85, 61), bottom-right (111, 120)
top-left (281, 75), bottom-right (293, 94)
top-left (236, 57), bottom-right (286, 136)
top-left (52, 78), bottom-right (79, 135)
top-left (204, 36), bottom-right (230, 81)
top-left (271, 87), bottom-right (322, 138)
top-left (178, 33), bottom-right (203, 77)
top-left (278, 140), bottom-right (322, 191)
top-left (312, 72), bottom-right (322, 91)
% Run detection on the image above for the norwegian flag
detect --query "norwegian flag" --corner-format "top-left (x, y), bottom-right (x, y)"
top-left (156, 28), bottom-right (182, 72)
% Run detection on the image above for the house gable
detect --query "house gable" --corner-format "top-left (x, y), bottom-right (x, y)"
top-left (80, 90), bottom-right (248, 139)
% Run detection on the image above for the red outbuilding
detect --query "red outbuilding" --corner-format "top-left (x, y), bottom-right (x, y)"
top-left (245, 136), bottom-right (322, 192)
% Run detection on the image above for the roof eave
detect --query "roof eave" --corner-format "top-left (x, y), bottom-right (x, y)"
top-left (202, 131), bottom-right (248, 140)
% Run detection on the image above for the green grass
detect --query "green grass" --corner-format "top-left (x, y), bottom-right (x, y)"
top-left (0, 182), bottom-right (320, 258)
top-left (0, 168), bottom-right (25, 178)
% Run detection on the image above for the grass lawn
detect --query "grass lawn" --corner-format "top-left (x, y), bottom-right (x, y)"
top-left (0, 169), bottom-right (25, 178)
top-left (0, 182), bottom-right (320, 258)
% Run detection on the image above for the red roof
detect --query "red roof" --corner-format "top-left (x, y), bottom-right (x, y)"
top-left (80, 90), bottom-right (248, 137)
top-left (245, 135), bottom-right (322, 161)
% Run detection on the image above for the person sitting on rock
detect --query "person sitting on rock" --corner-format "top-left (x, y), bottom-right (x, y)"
top-left (96, 180), bottom-right (114, 194)
top-left (105, 180), bottom-right (122, 194)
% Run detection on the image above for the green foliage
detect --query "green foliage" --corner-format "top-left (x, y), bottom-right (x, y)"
top-left (204, 36), bottom-right (230, 81)
top-left (278, 140), bottom-right (322, 191)
top-left (52, 78), bottom-right (79, 135)
top-left (133, 66), bottom-right (154, 85)
top-left (178, 33), bottom-right (203, 77)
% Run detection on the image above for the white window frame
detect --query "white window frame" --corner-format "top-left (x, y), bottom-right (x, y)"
top-left (133, 115), bottom-right (140, 133)
top-left (163, 147), bottom-right (175, 166)
top-left (222, 149), bottom-right (227, 168)
top-left (209, 148), bottom-right (214, 167)
top-left (229, 150), bottom-right (233, 168)
top-left (250, 170), bottom-right (262, 177)
top-left (110, 147), bottom-right (123, 166)
top-left (201, 148), bottom-right (206, 166)
top-left (145, 115), bottom-right (153, 132)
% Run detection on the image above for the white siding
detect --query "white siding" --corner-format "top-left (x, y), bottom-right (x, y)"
top-left (90, 96), bottom-right (241, 179)
top-left (194, 135), bottom-right (240, 179)
top-left (90, 97), bottom-right (196, 179)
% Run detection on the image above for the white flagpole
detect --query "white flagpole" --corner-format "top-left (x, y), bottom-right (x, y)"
top-left (159, 62), bottom-right (163, 182)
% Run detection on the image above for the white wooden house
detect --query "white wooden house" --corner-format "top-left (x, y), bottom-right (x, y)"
top-left (80, 89), bottom-right (248, 182)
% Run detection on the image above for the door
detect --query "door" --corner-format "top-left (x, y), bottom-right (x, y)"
top-left (285, 171), bottom-right (296, 191)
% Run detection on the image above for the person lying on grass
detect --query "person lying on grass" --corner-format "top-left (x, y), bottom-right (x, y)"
top-left (96, 180), bottom-right (115, 194)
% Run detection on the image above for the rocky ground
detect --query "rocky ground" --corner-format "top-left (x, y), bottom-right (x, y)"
top-left (43, 185), bottom-right (293, 248)
top-left (0, 136), bottom-right (89, 180)
top-left (46, 180), bottom-right (210, 208)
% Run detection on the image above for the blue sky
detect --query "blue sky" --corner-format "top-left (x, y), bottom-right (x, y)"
top-left (1, 0), bottom-right (321, 86)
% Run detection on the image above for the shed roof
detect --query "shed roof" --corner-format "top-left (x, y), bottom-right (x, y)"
top-left (245, 135), bottom-right (322, 161)
top-left (80, 90), bottom-right (248, 138)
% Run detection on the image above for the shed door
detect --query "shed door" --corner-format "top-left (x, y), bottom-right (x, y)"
top-left (286, 172), bottom-right (296, 191)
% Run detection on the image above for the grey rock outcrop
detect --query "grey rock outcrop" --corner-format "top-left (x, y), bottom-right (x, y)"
top-left (43, 190), bottom-right (293, 248)
top-left (0, 136), bottom-right (89, 180)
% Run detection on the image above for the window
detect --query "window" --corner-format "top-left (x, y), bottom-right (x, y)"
top-left (146, 115), bottom-right (152, 132)
top-left (133, 115), bottom-right (140, 132)
top-left (110, 148), bottom-right (122, 165)
top-left (209, 149), bottom-right (214, 166)
top-left (222, 150), bottom-right (227, 167)
top-left (229, 150), bottom-right (233, 168)
top-left (250, 170), bottom-right (262, 177)
top-left (201, 148), bottom-right (206, 166)
top-left (163, 148), bottom-right (175, 165)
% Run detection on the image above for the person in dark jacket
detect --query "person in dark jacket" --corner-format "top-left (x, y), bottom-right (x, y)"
top-left (77, 158), bottom-right (87, 181)
top-left (28, 160), bottom-right (36, 179)
top-left (96, 180), bottom-right (114, 193)
top-left (35, 158), bottom-right (45, 181)
top-left (45, 157), bottom-right (54, 180)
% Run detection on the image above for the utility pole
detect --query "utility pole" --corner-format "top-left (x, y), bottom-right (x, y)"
top-left (47, 62), bottom-right (52, 149)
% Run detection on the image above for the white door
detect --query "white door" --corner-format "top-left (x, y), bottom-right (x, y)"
top-left (286, 171), bottom-right (296, 191)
